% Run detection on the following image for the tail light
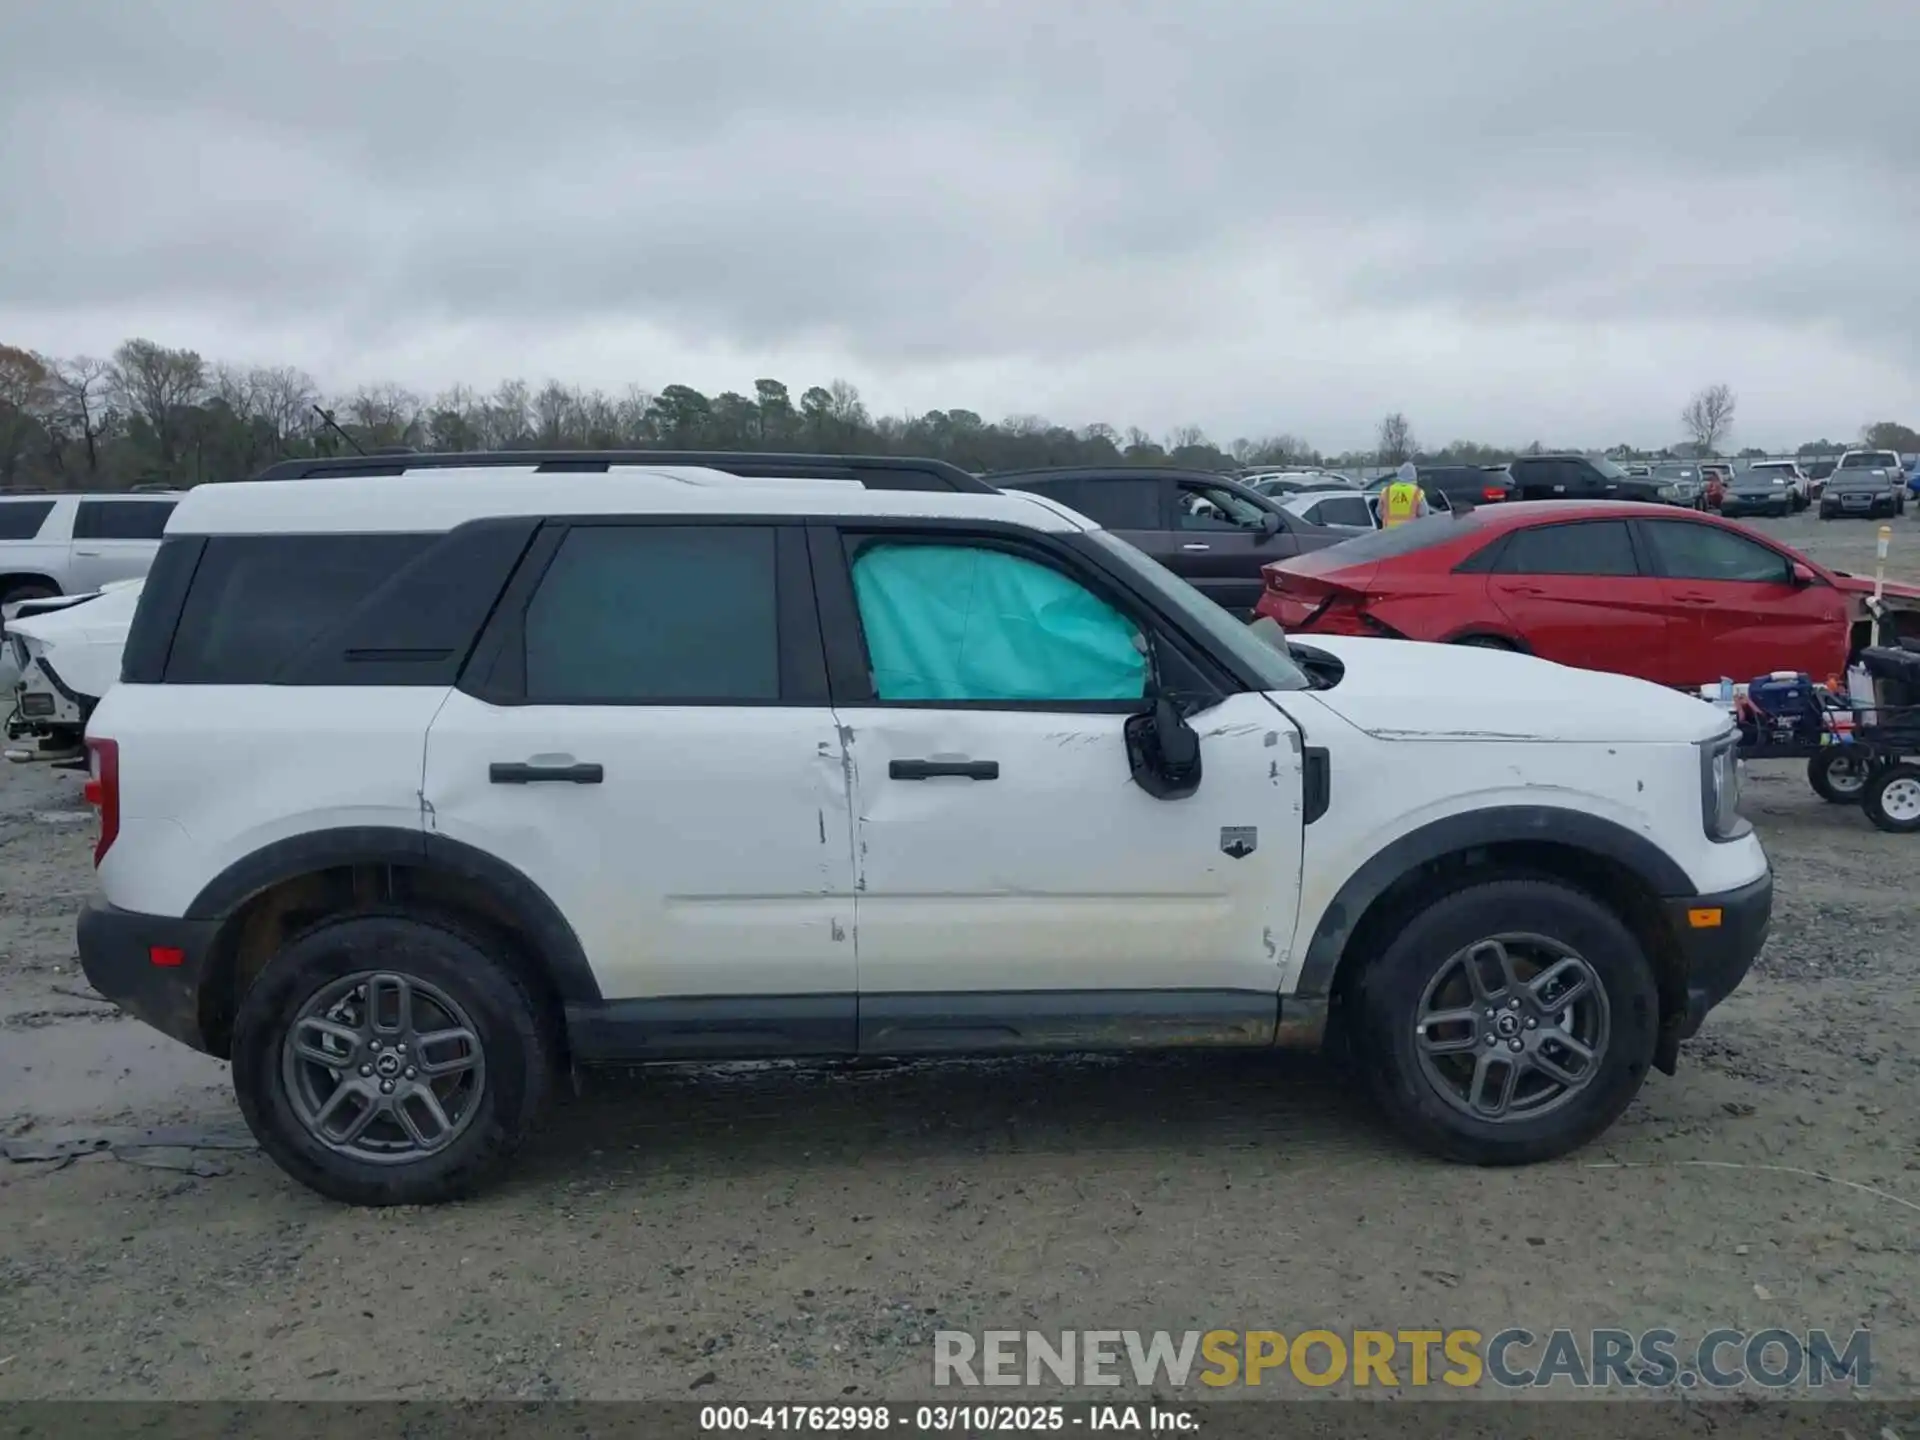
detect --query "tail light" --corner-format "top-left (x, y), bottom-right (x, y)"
top-left (1481, 486), bottom-right (1507, 502)
top-left (84, 737), bottom-right (118, 866)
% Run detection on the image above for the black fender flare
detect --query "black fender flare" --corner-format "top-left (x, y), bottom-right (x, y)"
top-left (185, 825), bottom-right (601, 1002)
top-left (1292, 805), bottom-right (1695, 997)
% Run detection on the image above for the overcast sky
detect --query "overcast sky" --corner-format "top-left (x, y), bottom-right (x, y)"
top-left (2, 0), bottom-right (1914, 452)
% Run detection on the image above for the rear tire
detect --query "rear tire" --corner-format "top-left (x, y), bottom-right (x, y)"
top-left (1353, 879), bottom-right (1658, 1165)
top-left (1807, 748), bottom-right (1869, 804)
top-left (1452, 635), bottom-right (1520, 651)
top-left (232, 912), bottom-right (553, 1206)
top-left (1862, 763), bottom-right (1920, 835)
top-left (0, 581), bottom-right (57, 608)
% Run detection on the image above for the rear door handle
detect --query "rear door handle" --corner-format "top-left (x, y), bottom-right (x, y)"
top-left (1181, 543), bottom-right (1211, 551)
top-left (490, 762), bottom-right (604, 784)
top-left (72, 549), bottom-right (101, 557)
top-left (1673, 593), bottom-right (1716, 607)
top-left (889, 759), bottom-right (999, 781)
top-left (1505, 585), bottom-right (1546, 596)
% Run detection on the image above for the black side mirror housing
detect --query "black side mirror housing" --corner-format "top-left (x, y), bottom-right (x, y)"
top-left (1125, 695), bottom-right (1203, 800)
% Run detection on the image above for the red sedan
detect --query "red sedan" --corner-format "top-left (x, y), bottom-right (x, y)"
top-left (1255, 501), bottom-right (1918, 688)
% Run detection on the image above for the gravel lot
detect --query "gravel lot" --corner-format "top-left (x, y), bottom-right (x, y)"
top-left (2, 510), bottom-right (1917, 1403)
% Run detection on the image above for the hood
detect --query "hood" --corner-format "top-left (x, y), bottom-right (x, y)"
top-left (1294, 635), bottom-right (1730, 745)
top-left (1829, 571), bottom-right (1920, 601)
top-left (7, 580), bottom-right (143, 701)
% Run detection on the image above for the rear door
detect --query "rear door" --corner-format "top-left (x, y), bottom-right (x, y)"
top-left (1636, 518), bottom-right (1848, 684)
top-left (66, 499), bottom-right (177, 591)
top-left (1485, 519), bottom-right (1674, 680)
top-left (422, 519), bottom-right (858, 1055)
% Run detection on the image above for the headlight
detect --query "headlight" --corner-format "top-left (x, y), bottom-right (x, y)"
top-left (1657, 485), bottom-right (1678, 500)
top-left (1699, 730), bottom-right (1749, 840)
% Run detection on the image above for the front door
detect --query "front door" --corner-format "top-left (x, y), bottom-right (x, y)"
top-left (1166, 478), bottom-right (1295, 614)
top-left (1636, 518), bottom-right (1850, 684)
top-left (422, 521), bottom-right (858, 1055)
top-left (1486, 519), bottom-right (1674, 682)
top-left (815, 525), bottom-right (1305, 1052)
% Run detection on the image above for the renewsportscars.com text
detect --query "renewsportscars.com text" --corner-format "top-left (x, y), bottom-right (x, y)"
top-left (933, 1328), bottom-right (1871, 1391)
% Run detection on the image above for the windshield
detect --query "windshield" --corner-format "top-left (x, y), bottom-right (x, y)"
top-left (1841, 453), bottom-right (1897, 469)
top-left (1652, 464), bottom-right (1696, 479)
top-left (1085, 530), bottom-right (1310, 693)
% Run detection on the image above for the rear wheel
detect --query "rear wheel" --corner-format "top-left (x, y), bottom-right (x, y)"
top-left (1353, 879), bottom-right (1658, 1164)
top-left (232, 912), bottom-right (553, 1206)
top-left (1808, 748), bottom-right (1870, 804)
top-left (1452, 635), bottom-right (1520, 652)
top-left (1862, 763), bottom-right (1920, 835)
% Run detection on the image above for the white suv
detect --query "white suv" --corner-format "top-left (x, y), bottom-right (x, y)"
top-left (0, 491), bottom-right (183, 607)
top-left (77, 458), bottom-right (1772, 1205)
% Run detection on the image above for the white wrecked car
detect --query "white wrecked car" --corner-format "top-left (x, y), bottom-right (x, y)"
top-left (4, 578), bottom-right (143, 758)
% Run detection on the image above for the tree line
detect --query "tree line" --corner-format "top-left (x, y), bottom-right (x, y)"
top-left (0, 339), bottom-right (1912, 492)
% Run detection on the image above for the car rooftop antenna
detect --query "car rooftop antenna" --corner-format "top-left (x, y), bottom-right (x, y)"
top-left (310, 404), bottom-right (367, 457)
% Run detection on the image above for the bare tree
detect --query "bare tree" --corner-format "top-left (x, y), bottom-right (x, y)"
top-left (1376, 412), bottom-right (1416, 466)
top-left (110, 338), bottom-right (206, 469)
top-left (341, 383), bottom-right (421, 447)
top-left (1681, 384), bottom-right (1737, 455)
top-left (251, 366), bottom-right (320, 448)
top-left (53, 355), bottom-right (114, 475)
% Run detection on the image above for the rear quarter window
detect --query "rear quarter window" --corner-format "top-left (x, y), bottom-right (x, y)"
top-left (0, 500), bottom-right (55, 540)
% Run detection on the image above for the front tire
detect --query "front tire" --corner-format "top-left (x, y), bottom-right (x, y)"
top-left (1452, 635), bottom-right (1521, 652)
top-left (1862, 763), bottom-right (1920, 835)
top-left (1353, 879), bottom-right (1658, 1165)
top-left (232, 912), bottom-right (553, 1206)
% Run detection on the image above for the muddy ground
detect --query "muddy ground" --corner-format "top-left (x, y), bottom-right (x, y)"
top-left (1, 511), bottom-right (1916, 1403)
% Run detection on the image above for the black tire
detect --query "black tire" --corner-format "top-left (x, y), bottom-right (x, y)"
top-left (1352, 878), bottom-right (1659, 1165)
top-left (1452, 635), bottom-right (1520, 651)
top-left (232, 912), bottom-right (553, 1206)
top-left (0, 580), bottom-right (58, 607)
top-left (1807, 748), bottom-right (1870, 804)
top-left (1861, 763), bottom-right (1920, 835)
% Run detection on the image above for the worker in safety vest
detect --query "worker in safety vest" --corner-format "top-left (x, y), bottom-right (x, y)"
top-left (1381, 461), bottom-right (1431, 529)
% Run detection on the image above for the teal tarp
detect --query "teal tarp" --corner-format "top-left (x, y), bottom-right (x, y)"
top-left (851, 543), bottom-right (1148, 702)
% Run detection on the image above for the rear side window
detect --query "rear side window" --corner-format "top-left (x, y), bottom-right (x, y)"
top-left (73, 499), bottom-right (175, 540)
top-left (1063, 478), bottom-right (1161, 530)
top-left (165, 534), bottom-right (435, 683)
top-left (1496, 521), bottom-right (1638, 577)
top-left (0, 500), bottom-right (54, 540)
top-left (523, 525), bottom-right (779, 703)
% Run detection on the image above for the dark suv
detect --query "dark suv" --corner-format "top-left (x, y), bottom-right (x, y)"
top-left (991, 467), bottom-right (1344, 615)
top-left (1502, 454), bottom-right (1665, 504)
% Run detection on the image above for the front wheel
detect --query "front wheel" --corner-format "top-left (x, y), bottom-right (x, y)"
top-left (1808, 748), bottom-right (1870, 804)
top-left (232, 912), bottom-right (553, 1206)
top-left (1862, 763), bottom-right (1920, 834)
top-left (1353, 879), bottom-right (1658, 1165)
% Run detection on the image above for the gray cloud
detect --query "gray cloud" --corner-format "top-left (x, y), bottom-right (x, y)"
top-left (2, 0), bottom-right (1915, 449)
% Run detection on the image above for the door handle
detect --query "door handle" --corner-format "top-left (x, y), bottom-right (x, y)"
top-left (1673, 593), bottom-right (1716, 607)
top-left (889, 759), bottom-right (999, 781)
top-left (72, 548), bottom-right (101, 557)
top-left (1181, 543), bottom-right (1211, 551)
top-left (1505, 585), bottom-right (1546, 596)
top-left (489, 761), bottom-right (604, 784)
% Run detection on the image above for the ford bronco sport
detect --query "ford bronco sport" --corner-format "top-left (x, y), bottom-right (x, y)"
top-left (78, 458), bottom-right (1772, 1205)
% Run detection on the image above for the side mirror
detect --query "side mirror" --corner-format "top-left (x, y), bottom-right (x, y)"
top-left (1124, 694), bottom-right (1203, 801)
top-left (1258, 510), bottom-right (1283, 537)
top-left (1791, 561), bottom-right (1818, 586)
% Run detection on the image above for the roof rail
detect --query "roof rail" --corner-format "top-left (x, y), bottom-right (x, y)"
top-left (248, 449), bottom-right (993, 493)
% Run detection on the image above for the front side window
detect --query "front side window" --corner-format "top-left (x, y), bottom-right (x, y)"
top-left (1177, 482), bottom-right (1269, 531)
top-left (1496, 521), bottom-right (1639, 577)
top-left (524, 525), bottom-right (780, 702)
top-left (849, 541), bottom-right (1148, 703)
top-left (1643, 521), bottom-right (1793, 584)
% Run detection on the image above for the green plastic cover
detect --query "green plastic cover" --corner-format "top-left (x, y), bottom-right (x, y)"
top-left (852, 543), bottom-right (1148, 702)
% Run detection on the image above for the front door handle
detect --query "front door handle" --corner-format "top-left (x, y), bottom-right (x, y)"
top-left (1673, 592), bottom-right (1716, 607)
top-left (72, 548), bottom-right (102, 557)
top-left (889, 759), bottom-right (999, 781)
top-left (1505, 585), bottom-right (1546, 597)
top-left (1181, 543), bottom-right (1211, 551)
top-left (490, 761), bottom-right (604, 784)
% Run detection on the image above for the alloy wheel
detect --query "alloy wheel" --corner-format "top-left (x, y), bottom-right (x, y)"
top-left (281, 971), bottom-right (487, 1163)
top-left (1413, 934), bottom-right (1611, 1122)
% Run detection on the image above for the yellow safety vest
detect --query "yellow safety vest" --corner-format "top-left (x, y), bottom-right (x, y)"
top-left (1383, 481), bottom-right (1420, 528)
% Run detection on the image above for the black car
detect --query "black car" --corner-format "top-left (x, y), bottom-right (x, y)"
top-left (1502, 454), bottom-right (1666, 504)
top-left (1820, 466), bottom-right (1907, 520)
top-left (1363, 465), bottom-right (1515, 509)
top-left (1718, 472), bottom-right (1795, 519)
top-left (991, 467), bottom-right (1345, 615)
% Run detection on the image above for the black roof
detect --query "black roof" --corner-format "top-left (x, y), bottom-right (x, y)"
top-left (249, 450), bottom-right (992, 493)
top-left (990, 465), bottom-right (1240, 484)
